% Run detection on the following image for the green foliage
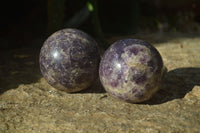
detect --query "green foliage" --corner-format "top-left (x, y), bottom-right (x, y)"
top-left (87, 2), bottom-right (94, 12)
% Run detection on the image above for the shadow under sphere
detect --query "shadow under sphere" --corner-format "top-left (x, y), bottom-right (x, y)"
top-left (144, 67), bottom-right (200, 105)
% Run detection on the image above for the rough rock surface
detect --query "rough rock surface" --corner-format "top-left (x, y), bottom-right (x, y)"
top-left (0, 33), bottom-right (200, 132)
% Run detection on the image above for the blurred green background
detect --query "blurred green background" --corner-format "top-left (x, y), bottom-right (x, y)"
top-left (0, 0), bottom-right (200, 49)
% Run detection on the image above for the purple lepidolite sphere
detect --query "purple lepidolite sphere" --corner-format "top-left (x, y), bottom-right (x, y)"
top-left (99, 39), bottom-right (165, 103)
top-left (39, 28), bottom-right (100, 92)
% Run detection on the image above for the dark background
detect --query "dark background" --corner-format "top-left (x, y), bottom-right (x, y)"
top-left (0, 0), bottom-right (200, 49)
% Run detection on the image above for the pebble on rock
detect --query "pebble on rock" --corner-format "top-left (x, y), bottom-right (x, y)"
top-left (39, 28), bottom-right (100, 92)
top-left (99, 39), bottom-right (165, 103)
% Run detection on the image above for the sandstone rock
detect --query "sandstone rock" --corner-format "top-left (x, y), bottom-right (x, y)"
top-left (0, 34), bottom-right (200, 132)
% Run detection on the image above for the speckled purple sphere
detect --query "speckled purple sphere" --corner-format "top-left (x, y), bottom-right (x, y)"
top-left (40, 28), bottom-right (100, 92)
top-left (99, 39), bottom-right (165, 103)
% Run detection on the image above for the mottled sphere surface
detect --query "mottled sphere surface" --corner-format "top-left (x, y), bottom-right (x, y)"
top-left (99, 39), bottom-right (165, 103)
top-left (40, 28), bottom-right (100, 92)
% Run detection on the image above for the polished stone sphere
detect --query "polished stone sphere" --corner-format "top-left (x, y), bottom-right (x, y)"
top-left (40, 28), bottom-right (100, 92)
top-left (99, 39), bottom-right (165, 103)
